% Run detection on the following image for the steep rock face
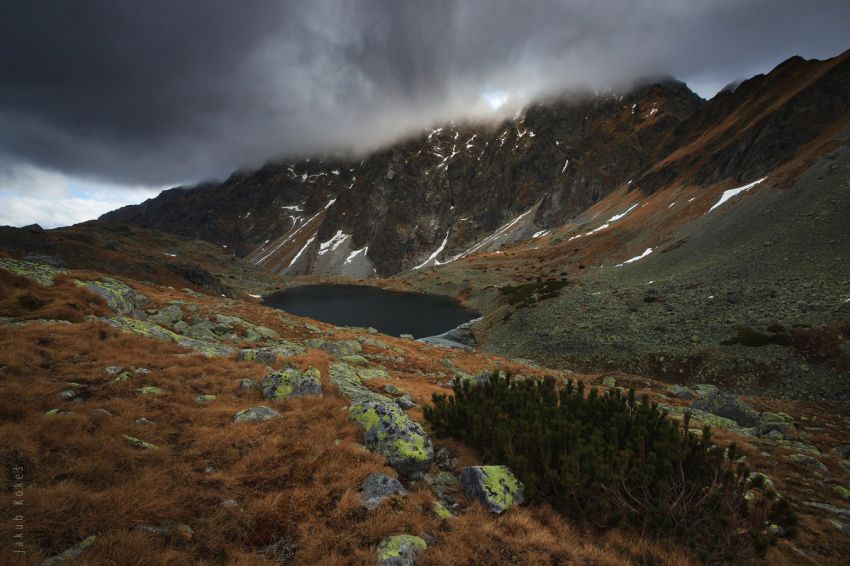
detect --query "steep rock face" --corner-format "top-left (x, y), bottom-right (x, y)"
top-left (97, 50), bottom-right (850, 278)
top-left (636, 51), bottom-right (850, 192)
top-left (99, 81), bottom-right (703, 276)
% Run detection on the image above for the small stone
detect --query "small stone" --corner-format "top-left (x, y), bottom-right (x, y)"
top-left (237, 378), bottom-right (257, 391)
top-left (376, 534), bottom-right (427, 566)
top-left (384, 384), bottom-right (404, 396)
top-left (400, 334), bottom-right (414, 340)
top-left (221, 499), bottom-right (241, 509)
top-left (396, 394), bottom-right (415, 410)
top-left (58, 389), bottom-right (77, 400)
top-left (136, 386), bottom-right (163, 395)
top-left (233, 406), bottom-right (281, 423)
top-left (194, 394), bottom-right (216, 404)
top-left (123, 435), bottom-right (158, 450)
top-left (135, 417), bottom-right (155, 425)
top-left (104, 366), bottom-right (124, 375)
top-left (767, 523), bottom-right (784, 537)
top-left (41, 535), bottom-right (97, 565)
top-left (435, 447), bottom-right (456, 470)
top-left (92, 409), bottom-right (112, 416)
top-left (360, 472), bottom-right (408, 510)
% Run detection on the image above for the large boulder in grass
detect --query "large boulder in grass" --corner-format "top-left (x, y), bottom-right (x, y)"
top-left (74, 277), bottom-right (148, 315)
top-left (690, 388), bottom-right (760, 427)
top-left (329, 363), bottom-right (434, 475)
top-left (260, 367), bottom-right (323, 399)
top-left (376, 534), bottom-right (427, 566)
top-left (349, 401), bottom-right (434, 476)
top-left (359, 472), bottom-right (407, 510)
top-left (460, 465), bottom-right (525, 514)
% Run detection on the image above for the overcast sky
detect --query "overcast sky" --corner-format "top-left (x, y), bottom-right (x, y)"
top-left (1, 0), bottom-right (848, 228)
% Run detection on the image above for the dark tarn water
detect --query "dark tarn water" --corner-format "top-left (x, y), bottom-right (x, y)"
top-left (262, 284), bottom-right (479, 339)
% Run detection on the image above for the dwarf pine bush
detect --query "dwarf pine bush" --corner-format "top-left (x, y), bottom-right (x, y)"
top-left (424, 373), bottom-right (778, 560)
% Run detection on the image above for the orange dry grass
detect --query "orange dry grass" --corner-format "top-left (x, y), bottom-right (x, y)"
top-left (0, 271), bottom-right (110, 322)
top-left (0, 286), bottom-right (696, 565)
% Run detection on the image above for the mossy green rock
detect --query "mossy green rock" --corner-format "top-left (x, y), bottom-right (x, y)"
top-left (41, 534), bottom-right (97, 565)
top-left (123, 435), bottom-right (158, 449)
top-left (376, 534), bottom-right (427, 566)
top-left (195, 394), bottom-right (217, 403)
top-left (260, 367), bottom-right (322, 399)
top-left (0, 258), bottom-right (66, 287)
top-left (460, 465), bottom-right (525, 514)
top-left (137, 386), bottom-right (164, 395)
top-left (75, 277), bottom-right (148, 315)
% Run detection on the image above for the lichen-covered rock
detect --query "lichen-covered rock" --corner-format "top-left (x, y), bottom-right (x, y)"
top-left (433, 501), bottom-right (454, 520)
top-left (360, 472), bottom-right (407, 510)
top-left (195, 394), bottom-right (216, 403)
top-left (460, 465), bottom-right (525, 514)
top-left (123, 435), bottom-right (159, 449)
top-left (667, 384), bottom-right (696, 400)
top-left (690, 388), bottom-right (760, 427)
top-left (75, 277), bottom-right (148, 315)
top-left (260, 367), bottom-right (323, 399)
top-left (148, 304), bottom-right (183, 326)
top-left (233, 406), bottom-right (281, 423)
top-left (342, 354), bottom-right (370, 366)
top-left (329, 363), bottom-right (434, 475)
top-left (396, 394), bottom-right (415, 410)
top-left (306, 338), bottom-right (363, 358)
top-left (41, 535), bottom-right (96, 565)
top-left (99, 316), bottom-right (234, 357)
top-left (238, 348), bottom-right (278, 365)
top-left (137, 386), bottom-right (163, 395)
top-left (349, 402), bottom-right (434, 475)
top-left (357, 367), bottom-right (390, 380)
top-left (376, 534), bottom-right (427, 566)
top-left (238, 378), bottom-right (258, 391)
top-left (0, 257), bottom-right (66, 287)
top-left (384, 384), bottom-right (405, 396)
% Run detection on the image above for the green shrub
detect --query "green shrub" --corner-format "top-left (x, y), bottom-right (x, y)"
top-left (424, 373), bottom-right (780, 560)
top-left (498, 278), bottom-right (569, 308)
top-left (722, 327), bottom-right (789, 347)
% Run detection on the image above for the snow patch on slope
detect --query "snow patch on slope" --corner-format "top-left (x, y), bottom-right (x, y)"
top-left (707, 177), bottom-right (767, 213)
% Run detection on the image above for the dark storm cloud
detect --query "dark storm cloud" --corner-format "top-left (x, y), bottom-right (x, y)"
top-left (1, 0), bottom-right (848, 188)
